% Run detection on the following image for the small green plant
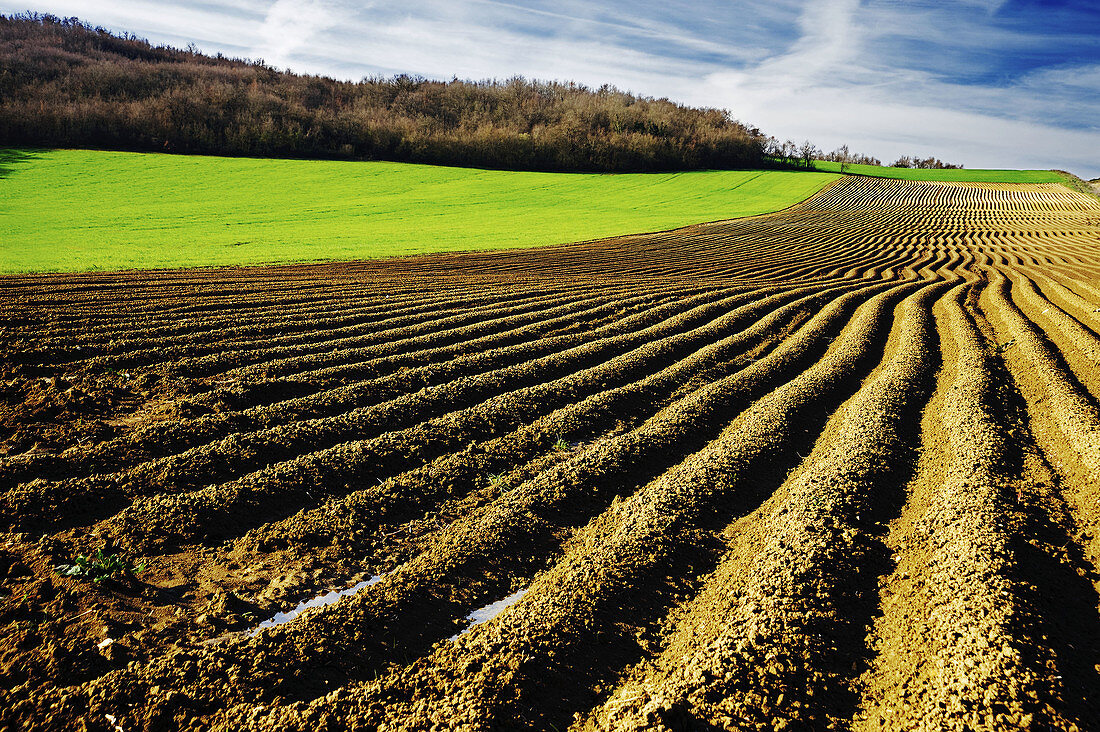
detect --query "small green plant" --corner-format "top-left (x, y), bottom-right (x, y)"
top-left (55, 547), bottom-right (145, 584)
top-left (553, 436), bottom-right (571, 452)
top-left (994, 338), bottom-right (1016, 354)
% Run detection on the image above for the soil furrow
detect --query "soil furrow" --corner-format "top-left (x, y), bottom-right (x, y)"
top-left (583, 278), bottom-right (950, 732)
top-left (854, 281), bottom-right (1093, 731)
top-left (5, 175), bottom-right (1100, 732)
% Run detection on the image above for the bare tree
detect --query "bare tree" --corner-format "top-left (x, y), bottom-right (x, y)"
top-left (799, 140), bottom-right (820, 169)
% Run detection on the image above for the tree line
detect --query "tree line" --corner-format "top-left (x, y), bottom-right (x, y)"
top-left (888, 155), bottom-right (962, 169)
top-left (0, 13), bottom-right (768, 173)
top-left (820, 144), bottom-right (882, 167)
top-left (816, 145), bottom-right (962, 171)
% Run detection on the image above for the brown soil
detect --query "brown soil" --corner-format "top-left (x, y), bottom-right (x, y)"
top-left (2, 177), bottom-right (1099, 731)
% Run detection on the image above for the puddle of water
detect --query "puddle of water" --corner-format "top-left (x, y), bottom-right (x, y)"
top-left (449, 588), bottom-right (528, 641)
top-left (249, 575), bottom-right (384, 637)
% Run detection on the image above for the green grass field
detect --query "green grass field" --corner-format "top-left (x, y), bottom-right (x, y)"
top-left (812, 160), bottom-right (1063, 183)
top-left (0, 149), bottom-right (838, 274)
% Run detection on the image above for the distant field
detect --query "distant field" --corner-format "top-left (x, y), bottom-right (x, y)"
top-left (0, 149), bottom-right (838, 274)
top-left (812, 160), bottom-right (1063, 183)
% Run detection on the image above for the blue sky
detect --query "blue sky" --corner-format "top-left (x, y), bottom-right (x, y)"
top-left (5, 0), bottom-right (1099, 177)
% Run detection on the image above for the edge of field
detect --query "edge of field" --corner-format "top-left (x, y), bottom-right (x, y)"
top-left (1054, 170), bottom-right (1100, 201)
top-left (812, 159), bottom-right (1067, 183)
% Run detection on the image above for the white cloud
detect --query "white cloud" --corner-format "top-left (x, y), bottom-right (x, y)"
top-left (696, 78), bottom-right (1100, 175)
top-left (253, 0), bottom-right (351, 70)
top-left (283, 6), bottom-right (712, 91)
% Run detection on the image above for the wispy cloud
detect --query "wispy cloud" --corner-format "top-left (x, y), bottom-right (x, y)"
top-left (1, 0), bottom-right (265, 55)
top-left (698, 0), bottom-right (866, 117)
top-left (688, 0), bottom-right (1099, 175)
top-left (2, 0), bottom-right (1097, 176)
top-left (253, 0), bottom-right (349, 70)
top-left (779, 0), bottom-right (862, 82)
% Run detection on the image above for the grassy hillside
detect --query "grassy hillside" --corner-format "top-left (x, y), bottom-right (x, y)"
top-left (0, 149), bottom-right (838, 274)
top-left (813, 160), bottom-right (1062, 183)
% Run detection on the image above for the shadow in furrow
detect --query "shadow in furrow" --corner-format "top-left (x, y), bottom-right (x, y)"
top-left (985, 329), bottom-right (1100, 729)
top-left (511, 534), bottom-right (729, 732)
top-left (994, 275), bottom-right (1100, 416)
top-left (787, 333), bottom-right (940, 728)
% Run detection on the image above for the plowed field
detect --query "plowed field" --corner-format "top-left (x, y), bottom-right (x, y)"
top-left (2, 176), bottom-right (1099, 731)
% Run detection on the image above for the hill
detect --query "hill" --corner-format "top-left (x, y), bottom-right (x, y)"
top-left (0, 13), bottom-right (765, 173)
top-left (0, 148), bottom-right (838, 273)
